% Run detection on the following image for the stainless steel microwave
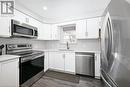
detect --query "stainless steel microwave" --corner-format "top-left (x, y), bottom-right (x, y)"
top-left (11, 19), bottom-right (38, 38)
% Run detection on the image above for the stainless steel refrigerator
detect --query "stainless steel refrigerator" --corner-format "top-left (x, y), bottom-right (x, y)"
top-left (101, 0), bottom-right (130, 87)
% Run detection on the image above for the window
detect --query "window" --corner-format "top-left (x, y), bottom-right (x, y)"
top-left (60, 24), bottom-right (76, 44)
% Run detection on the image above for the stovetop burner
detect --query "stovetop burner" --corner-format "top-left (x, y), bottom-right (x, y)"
top-left (6, 44), bottom-right (44, 63)
top-left (9, 50), bottom-right (44, 57)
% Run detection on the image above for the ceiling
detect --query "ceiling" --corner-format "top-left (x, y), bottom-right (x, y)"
top-left (16, 0), bottom-right (111, 23)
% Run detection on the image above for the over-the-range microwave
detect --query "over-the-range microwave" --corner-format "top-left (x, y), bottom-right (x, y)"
top-left (11, 19), bottom-right (38, 38)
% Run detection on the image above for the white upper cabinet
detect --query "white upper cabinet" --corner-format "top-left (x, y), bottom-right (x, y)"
top-left (37, 22), bottom-right (45, 40)
top-left (41, 24), bottom-right (52, 40)
top-left (38, 24), bottom-right (60, 40)
top-left (76, 20), bottom-right (87, 39)
top-left (76, 17), bottom-right (101, 39)
top-left (55, 17), bottom-right (101, 40)
top-left (51, 24), bottom-right (60, 40)
top-left (0, 17), bottom-right (11, 37)
top-left (86, 17), bottom-right (101, 39)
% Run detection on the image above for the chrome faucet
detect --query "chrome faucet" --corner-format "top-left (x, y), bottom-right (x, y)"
top-left (67, 42), bottom-right (70, 50)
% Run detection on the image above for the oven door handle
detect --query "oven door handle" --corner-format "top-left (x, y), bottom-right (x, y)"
top-left (21, 58), bottom-right (32, 63)
top-left (31, 54), bottom-right (44, 60)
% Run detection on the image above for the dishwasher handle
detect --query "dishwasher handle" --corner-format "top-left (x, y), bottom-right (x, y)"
top-left (76, 54), bottom-right (93, 57)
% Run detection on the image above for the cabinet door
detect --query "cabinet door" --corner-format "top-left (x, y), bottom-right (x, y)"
top-left (38, 24), bottom-right (52, 40)
top-left (87, 18), bottom-right (100, 39)
top-left (44, 52), bottom-right (49, 72)
top-left (48, 52), bottom-right (55, 69)
top-left (48, 52), bottom-right (64, 71)
top-left (0, 59), bottom-right (19, 87)
top-left (44, 24), bottom-right (52, 40)
top-left (37, 23), bottom-right (44, 40)
top-left (51, 24), bottom-right (60, 40)
top-left (76, 20), bottom-right (87, 39)
top-left (54, 52), bottom-right (64, 71)
top-left (65, 52), bottom-right (75, 73)
top-left (0, 17), bottom-right (11, 37)
top-left (95, 53), bottom-right (100, 78)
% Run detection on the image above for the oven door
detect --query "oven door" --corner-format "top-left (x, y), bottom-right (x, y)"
top-left (20, 55), bottom-right (44, 85)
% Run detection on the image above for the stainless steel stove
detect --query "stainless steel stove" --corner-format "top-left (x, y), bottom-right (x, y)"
top-left (6, 44), bottom-right (44, 87)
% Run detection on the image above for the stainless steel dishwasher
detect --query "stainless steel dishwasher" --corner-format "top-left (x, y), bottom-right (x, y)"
top-left (76, 52), bottom-right (94, 77)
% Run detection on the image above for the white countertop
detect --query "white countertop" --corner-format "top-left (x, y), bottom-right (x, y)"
top-left (75, 50), bottom-right (100, 53)
top-left (0, 55), bottom-right (20, 62)
top-left (38, 49), bottom-right (100, 54)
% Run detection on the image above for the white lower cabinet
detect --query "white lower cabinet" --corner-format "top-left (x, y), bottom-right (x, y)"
top-left (0, 58), bottom-right (19, 87)
top-left (48, 51), bottom-right (55, 69)
top-left (53, 52), bottom-right (64, 71)
top-left (46, 51), bottom-right (75, 73)
top-left (64, 52), bottom-right (75, 73)
top-left (44, 52), bottom-right (49, 72)
top-left (48, 51), bottom-right (64, 71)
top-left (45, 51), bottom-right (100, 77)
top-left (95, 53), bottom-right (101, 79)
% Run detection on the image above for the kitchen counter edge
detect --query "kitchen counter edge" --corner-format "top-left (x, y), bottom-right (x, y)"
top-left (0, 55), bottom-right (20, 62)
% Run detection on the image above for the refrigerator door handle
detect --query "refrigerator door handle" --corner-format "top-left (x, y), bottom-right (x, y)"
top-left (101, 72), bottom-right (112, 87)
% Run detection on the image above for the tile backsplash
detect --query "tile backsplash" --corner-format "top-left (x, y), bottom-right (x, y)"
top-left (0, 37), bottom-right (100, 54)
top-left (45, 39), bottom-right (100, 52)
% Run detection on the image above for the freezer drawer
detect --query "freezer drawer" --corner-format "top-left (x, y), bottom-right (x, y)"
top-left (76, 52), bottom-right (94, 77)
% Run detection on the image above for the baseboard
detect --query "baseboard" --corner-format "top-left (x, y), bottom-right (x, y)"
top-left (95, 76), bottom-right (101, 79)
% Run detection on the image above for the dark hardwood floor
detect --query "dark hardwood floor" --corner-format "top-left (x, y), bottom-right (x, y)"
top-left (30, 70), bottom-right (103, 87)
